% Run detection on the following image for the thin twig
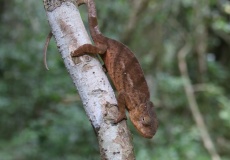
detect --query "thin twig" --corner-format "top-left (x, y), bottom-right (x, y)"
top-left (177, 42), bottom-right (221, 160)
top-left (122, 0), bottom-right (150, 43)
top-left (193, 84), bottom-right (209, 92)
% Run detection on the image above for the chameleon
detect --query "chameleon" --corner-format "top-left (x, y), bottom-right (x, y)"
top-left (71, 0), bottom-right (158, 138)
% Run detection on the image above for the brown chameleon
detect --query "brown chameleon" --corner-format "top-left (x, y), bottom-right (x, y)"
top-left (71, 0), bottom-right (158, 138)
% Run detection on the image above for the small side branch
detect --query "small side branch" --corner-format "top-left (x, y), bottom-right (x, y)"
top-left (177, 42), bottom-right (221, 160)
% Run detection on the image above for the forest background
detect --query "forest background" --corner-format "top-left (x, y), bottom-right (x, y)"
top-left (0, 0), bottom-right (230, 159)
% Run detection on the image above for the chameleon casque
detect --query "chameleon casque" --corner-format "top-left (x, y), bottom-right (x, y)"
top-left (71, 0), bottom-right (158, 138)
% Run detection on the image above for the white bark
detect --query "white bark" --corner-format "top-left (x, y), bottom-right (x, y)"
top-left (43, 1), bottom-right (134, 159)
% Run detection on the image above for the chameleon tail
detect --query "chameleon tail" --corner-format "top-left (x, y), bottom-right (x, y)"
top-left (43, 31), bottom-right (53, 70)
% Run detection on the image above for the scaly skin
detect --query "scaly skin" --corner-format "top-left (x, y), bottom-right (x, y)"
top-left (72, 0), bottom-right (158, 138)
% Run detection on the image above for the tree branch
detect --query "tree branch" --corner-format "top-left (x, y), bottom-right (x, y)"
top-left (192, 84), bottom-right (210, 92)
top-left (177, 42), bottom-right (221, 160)
top-left (43, 1), bottom-right (134, 159)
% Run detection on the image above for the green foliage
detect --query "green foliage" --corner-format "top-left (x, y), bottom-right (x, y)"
top-left (0, 0), bottom-right (230, 159)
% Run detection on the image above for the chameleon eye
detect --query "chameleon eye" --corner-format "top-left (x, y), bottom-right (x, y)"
top-left (141, 116), bottom-right (151, 126)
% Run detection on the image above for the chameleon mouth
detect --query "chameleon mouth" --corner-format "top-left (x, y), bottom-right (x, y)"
top-left (138, 127), bottom-right (155, 139)
top-left (130, 116), bottom-right (155, 139)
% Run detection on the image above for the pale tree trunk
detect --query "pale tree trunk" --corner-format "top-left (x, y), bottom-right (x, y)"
top-left (43, 1), bottom-right (135, 159)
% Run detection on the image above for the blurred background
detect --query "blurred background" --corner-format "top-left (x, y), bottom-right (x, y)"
top-left (0, 0), bottom-right (230, 159)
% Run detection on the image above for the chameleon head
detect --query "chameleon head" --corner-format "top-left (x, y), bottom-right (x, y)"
top-left (129, 101), bottom-right (158, 138)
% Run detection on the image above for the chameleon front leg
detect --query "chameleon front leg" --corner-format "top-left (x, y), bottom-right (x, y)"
top-left (71, 44), bottom-right (107, 57)
top-left (113, 91), bottom-right (128, 124)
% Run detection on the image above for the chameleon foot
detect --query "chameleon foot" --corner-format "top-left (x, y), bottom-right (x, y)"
top-left (112, 114), bottom-right (127, 124)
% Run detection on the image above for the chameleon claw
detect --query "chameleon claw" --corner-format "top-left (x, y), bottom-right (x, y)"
top-left (102, 64), bottom-right (107, 73)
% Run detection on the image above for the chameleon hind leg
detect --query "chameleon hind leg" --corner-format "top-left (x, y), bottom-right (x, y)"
top-left (71, 44), bottom-right (107, 57)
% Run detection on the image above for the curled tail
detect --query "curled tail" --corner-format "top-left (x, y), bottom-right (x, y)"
top-left (43, 31), bottom-right (53, 70)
